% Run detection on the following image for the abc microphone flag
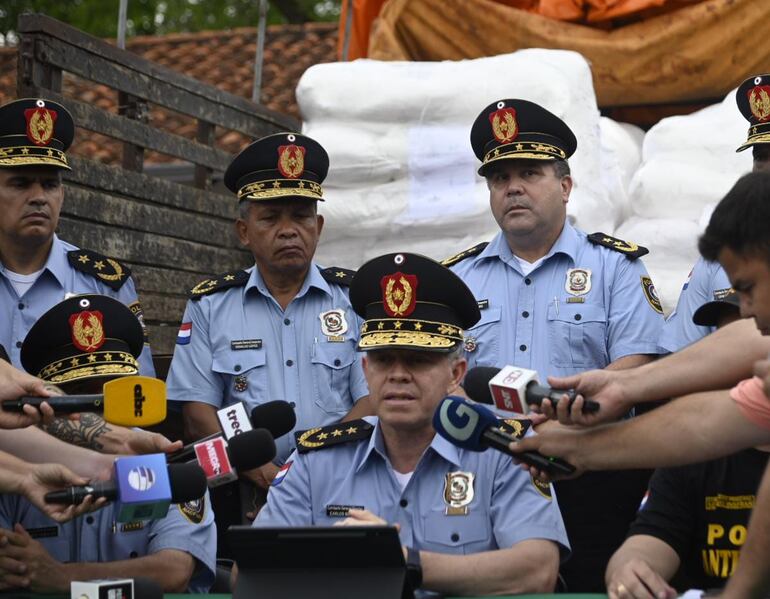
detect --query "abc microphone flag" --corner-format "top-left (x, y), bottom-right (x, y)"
top-left (3, 375), bottom-right (167, 426)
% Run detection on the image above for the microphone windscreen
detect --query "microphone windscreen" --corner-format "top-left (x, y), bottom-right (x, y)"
top-left (433, 395), bottom-right (499, 451)
top-left (132, 577), bottom-right (163, 599)
top-left (168, 463), bottom-right (207, 503)
top-left (463, 366), bottom-right (500, 404)
top-left (228, 428), bottom-right (277, 470)
top-left (250, 400), bottom-right (296, 438)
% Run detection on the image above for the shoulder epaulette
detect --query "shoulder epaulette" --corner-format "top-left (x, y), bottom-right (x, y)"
top-left (294, 419), bottom-right (374, 454)
top-left (497, 417), bottom-right (532, 440)
top-left (67, 249), bottom-right (132, 291)
top-left (188, 270), bottom-right (249, 300)
top-left (320, 266), bottom-right (356, 287)
top-left (587, 233), bottom-right (648, 260)
top-left (441, 242), bottom-right (489, 267)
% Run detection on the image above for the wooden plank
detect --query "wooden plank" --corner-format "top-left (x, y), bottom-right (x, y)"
top-left (62, 157), bottom-right (236, 219)
top-left (61, 185), bottom-right (242, 251)
top-left (18, 14), bottom-right (297, 131)
top-left (57, 217), bottom-right (251, 274)
top-left (20, 88), bottom-right (233, 172)
top-left (25, 35), bottom-right (296, 138)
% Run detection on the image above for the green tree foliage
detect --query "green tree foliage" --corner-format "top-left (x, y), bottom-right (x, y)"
top-left (0, 0), bottom-right (340, 43)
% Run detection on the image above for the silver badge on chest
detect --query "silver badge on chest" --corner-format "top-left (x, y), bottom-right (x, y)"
top-left (319, 309), bottom-right (348, 342)
top-left (565, 268), bottom-right (591, 296)
top-left (443, 471), bottom-right (475, 516)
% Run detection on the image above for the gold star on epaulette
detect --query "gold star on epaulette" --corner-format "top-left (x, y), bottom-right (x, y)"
top-left (335, 271), bottom-right (346, 278)
top-left (94, 260), bottom-right (105, 270)
top-left (78, 255), bottom-right (89, 264)
top-left (295, 419), bottom-right (374, 453)
top-left (346, 426), bottom-right (358, 434)
top-left (331, 429), bottom-right (343, 437)
top-left (318, 432), bottom-right (329, 440)
top-left (224, 275), bottom-right (235, 281)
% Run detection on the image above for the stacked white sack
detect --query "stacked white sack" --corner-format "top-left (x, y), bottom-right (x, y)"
top-left (616, 91), bottom-right (752, 311)
top-left (298, 50), bottom-right (634, 267)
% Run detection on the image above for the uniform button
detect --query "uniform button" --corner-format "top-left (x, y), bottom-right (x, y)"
top-left (286, 359), bottom-right (293, 367)
top-left (519, 344), bottom-right (527, 351)
top-left (129, 551), bottom-right (138, 558)
top-left (86, 516), bottom-right (94, 524)
top-left (289, 402), bottom-right (296, 408)
top-left (15, 341), bottom-right (21, 348)
top-left (574, 314), bottom-right (582, 321)
top-left (334, 359), bottom-right (341, 366)
top-left (284, 318), bottom-right (291, 325)
top-left (17, 303), bottom-right (23, 310)
top-left (399, 499), bottom-right (408, 508)
top-left (524, 278), bottom-right (532, 285)
top-left (451, 533), bottom-right (460, 542)
top-left (522, 311), bottom-right (529, 318)
top-left (234, 364), bottom-right (241, 372)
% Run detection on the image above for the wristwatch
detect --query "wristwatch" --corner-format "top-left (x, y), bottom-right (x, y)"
top-left (405, 546), bottom-right (423, 590)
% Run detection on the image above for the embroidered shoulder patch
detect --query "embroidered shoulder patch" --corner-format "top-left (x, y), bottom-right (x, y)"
top-left (497, 418), bottom-right (532, 441)
top-left (531, 476), bottom-right (553, 499)
top-left (587, 233), bottom-right (648, 260)
top-left (320, 266), bottom-right (356, 286)
top-left (128, 300), bottom-right (149, 344)
top-left (441, 242), bottom-right (489, 267)
top-left (67, 249), bottom-right (132, 291)
top-left (188, 270), bottom-right (249, 299)
top-left (295, 419), bottom-right (374, 453)
top-left (641, 276), bottom-right (664, 314)
top-left (180, 497), bottom-right (205, 524)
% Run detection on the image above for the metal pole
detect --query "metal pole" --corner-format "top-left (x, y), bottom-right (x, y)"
top-left (341, 0), bottom-right (354, 61)
top-left (252, 0), bottom-right (268, 103)
top-left (117, 0), bottom-right (128, 49)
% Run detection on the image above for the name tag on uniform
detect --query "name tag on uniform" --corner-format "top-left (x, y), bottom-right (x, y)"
top-left (326, 504), bottom-right (364, 517)
top-left (231, 339), bottom-right (262, 351)
top-left (27, 526), bottom-right (59, 539)
top-left (477, 299), bottom-right (489, 310)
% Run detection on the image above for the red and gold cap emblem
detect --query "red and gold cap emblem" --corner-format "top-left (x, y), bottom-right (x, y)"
top-left (277, 144), bottom-right (306, 178)
top-left (489, 107), bottom-right (518, 144)
top-left (748, 86), bottom-right (770, 122)
top-left (24, 107), bottom-right (58, 146)
top-left (69, 310), bottom-right (106, 352)
top-left (380, 272), bottom-right (418, 317)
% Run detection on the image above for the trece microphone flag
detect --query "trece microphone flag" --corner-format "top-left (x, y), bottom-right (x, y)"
top-left (5, 375), bottom-right (167, 426)
top-left (433, 395), bottom-right (576, 476)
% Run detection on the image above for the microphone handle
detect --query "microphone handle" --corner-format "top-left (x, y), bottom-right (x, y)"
top-left (481, 426), bottom-right (576, 477)
top-left (4, 395), bottom-right (104, 413)
top-left (525, 384), bottom-right (600, 414)
top-left (44, 483), bottom-right (116, 504)
top-left (166, 431), bottom-right (222, 464)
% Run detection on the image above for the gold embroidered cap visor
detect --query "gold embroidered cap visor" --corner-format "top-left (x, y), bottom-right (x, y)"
top-left (21, 294), bottom-right (143, 387)
top-left (0, 98), bottom-right (74, 170)
top-left (224, 132), bottom-right (329, 202)
top-left (350, 252), bottom-right (480, 353)
top-left (470, 98), bottom-right (576, 176)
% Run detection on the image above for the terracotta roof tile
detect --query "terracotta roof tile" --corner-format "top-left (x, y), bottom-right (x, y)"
top-left (0, 22), bottom-right (337, 166)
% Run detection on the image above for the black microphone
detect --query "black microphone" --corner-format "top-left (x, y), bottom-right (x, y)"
top-left (433, 396), bottom-right (576, 477)
top-left (168, 400), bottom-right (295, 464)
top-left (226, 428), bottom-right (277, 471)
top-left (44, 462), bottom-right (206, 505)
top-left (465, 365), bottom-right (599, 414)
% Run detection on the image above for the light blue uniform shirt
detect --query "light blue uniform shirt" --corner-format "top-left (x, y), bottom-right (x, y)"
top-left (255, 417), bottom-right (569, 558)
top-left (0, 235), bottom-right (155, 376)
top-left (0, 492), bottom-right (216, 593)
top-left (658, 258), bottom-right (732, 353)
top-left (166, 263), bottom-right (369, 463)
top-left (450, 224), bottom-right (664, 378)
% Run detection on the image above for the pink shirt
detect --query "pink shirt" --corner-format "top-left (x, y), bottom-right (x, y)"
top-left (731, 376), bottom-right (770, 430)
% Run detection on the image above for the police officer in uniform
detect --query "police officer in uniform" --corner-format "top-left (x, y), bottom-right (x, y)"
top-left (0, 294), bottom-right (216, 593)
top-left (658, 73), bottom-right (770, 353)
top-left (252, 252), bottom-right (569, 596)
top-left (444, 99), bottom-right (665, 591)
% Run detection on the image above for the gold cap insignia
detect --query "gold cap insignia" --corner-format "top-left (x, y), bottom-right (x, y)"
top-left (749, 86), bottom-right (770, 122)
top-left (489, 107), bottom-right (518, 144)
top-left (277, 144), bottom-right (306, 178)
top-left (380, 272), bottom-right (418, 317)
top-left (68, 310), bottom-right (106, 352)
top-left (24, 106), bottom-right (57, 146)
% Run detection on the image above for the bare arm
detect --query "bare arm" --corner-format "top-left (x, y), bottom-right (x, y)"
top-left (605, 354), bottom-right (656, 371)
top-left (720, 462), bottom-right (770, 599)
top-left (515, 390), bottom-right (770, 472)
top-left (605, 535), bottom-right (679, 599)
top-left (182, 401), bottom-right (221, 441)
top-left (421, 540), bottom-right (559, 595)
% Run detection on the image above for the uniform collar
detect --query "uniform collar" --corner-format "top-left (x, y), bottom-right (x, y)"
top-left (0, 234), bottom-right (68, 289)
top-left (245, 262), bottom-right (332, 300)
top-left (356, 417), bottom-right (462, 473)
top-left (484, 220), bottom-right (579, 267)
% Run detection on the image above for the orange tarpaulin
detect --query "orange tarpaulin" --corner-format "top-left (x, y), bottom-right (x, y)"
top-left (365, 0), bottom-right (770, 107)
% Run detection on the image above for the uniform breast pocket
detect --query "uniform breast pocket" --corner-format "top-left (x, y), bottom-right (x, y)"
top-left (421, 512), bottom-right (491, 555)
top-left (212, 349), bottom-right (268, 402)
top-left (311, 340), bottom-right (358, 416)
top-left (547, 303), bottom-right (608, 369)
top-left (464, 307), bottom-right (502, 364)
